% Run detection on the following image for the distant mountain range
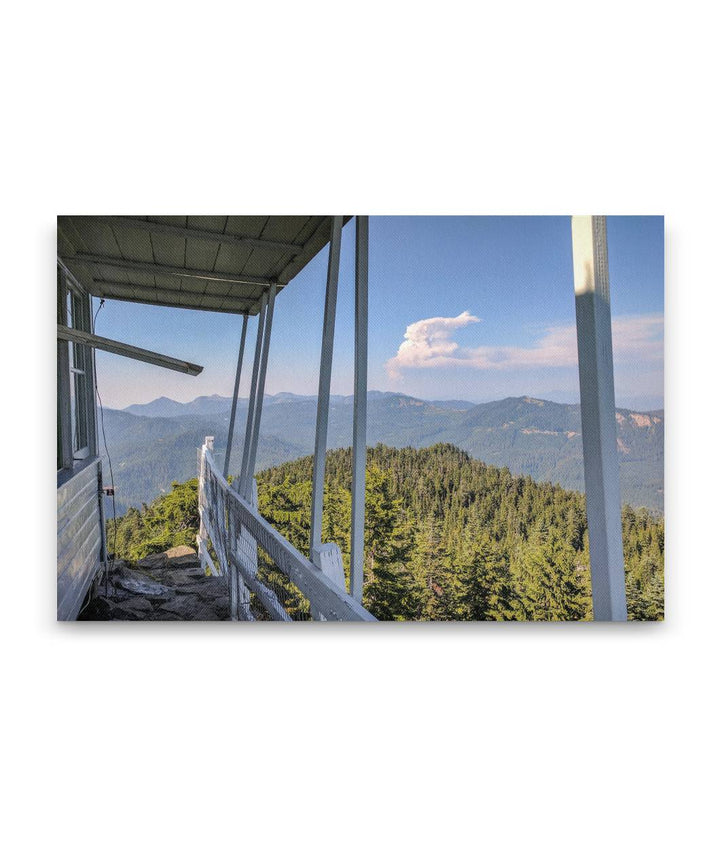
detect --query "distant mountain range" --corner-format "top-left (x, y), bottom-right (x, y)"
top-left (125, 390), bottom-right (476, 418)
top-left (102, 392), bottom-right (663, 515)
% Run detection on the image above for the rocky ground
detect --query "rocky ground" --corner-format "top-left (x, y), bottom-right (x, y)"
top-left (79, 545), bottom-right (230, 621)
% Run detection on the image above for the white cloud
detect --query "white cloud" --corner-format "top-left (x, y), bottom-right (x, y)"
top-left (385, 311), bottom-right (481, 380)
top-left (385, 312), bottom-right (663, 379)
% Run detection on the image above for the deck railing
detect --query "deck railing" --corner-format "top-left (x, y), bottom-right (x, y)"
top-left (197, 437), bottom-right (376, 622)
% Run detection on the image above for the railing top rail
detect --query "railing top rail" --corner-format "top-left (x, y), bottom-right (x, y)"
top-left (201, 443), bottom-right (375, 622)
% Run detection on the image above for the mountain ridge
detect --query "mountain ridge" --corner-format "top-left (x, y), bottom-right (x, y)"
top-left (103, 392), bottom-right (663, 515)
top-left (125, 390), bottom-right (663, 419)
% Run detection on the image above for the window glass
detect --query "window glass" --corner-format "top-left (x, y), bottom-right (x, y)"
top-left (70, 292), bottom-right (90, 456)
top-left (59, 269), bottom-right (94, 467)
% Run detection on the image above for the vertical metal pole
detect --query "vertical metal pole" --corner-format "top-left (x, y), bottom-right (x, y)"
top-left (239, 295), bottom-right (267, 495)
top-left (223, 313), bottom-right (249, 480)
top-left (96, 463), bottom-right (109, 593)
top-left (572, 215), bottom-right (627, 621)
top-left (310, 216), bottom-right (343, 564)
top-left (350, 216), bottom-right (369, 602)
top-left (244, 283), bottom-right (277, 499)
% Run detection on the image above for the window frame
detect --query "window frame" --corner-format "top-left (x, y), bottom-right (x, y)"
top-left (57, 263), bottom-right (97, 481)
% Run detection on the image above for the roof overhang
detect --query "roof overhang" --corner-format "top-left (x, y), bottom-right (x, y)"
top-left (58, 215), bottom-right (350, 315)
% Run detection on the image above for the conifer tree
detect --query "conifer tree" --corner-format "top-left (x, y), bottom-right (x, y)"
top-left (409, 520), bottom-right (459, 620)
top-left (457, 534), bottom-right (522, 620)
top-left (519, 528), bottom-right (591, 620)
top-left (363, 467), bottom-right (416, 619)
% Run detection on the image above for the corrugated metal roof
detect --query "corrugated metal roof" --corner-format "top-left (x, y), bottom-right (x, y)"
top-left (58, 215), bottom-right (348, 315)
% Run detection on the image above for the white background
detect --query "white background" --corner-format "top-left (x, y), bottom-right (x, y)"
top-left (2, 1), bottom-right (718, 854)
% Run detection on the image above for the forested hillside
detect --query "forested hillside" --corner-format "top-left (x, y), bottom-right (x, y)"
top-left (111, 444), bottom-right (664, 621)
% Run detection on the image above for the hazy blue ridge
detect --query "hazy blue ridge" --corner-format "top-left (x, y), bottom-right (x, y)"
top-left (101, 393), bottom-right (663, 515)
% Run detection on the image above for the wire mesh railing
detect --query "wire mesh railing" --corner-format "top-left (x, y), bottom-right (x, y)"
top-left (197, 438), bottom-right (375, 622)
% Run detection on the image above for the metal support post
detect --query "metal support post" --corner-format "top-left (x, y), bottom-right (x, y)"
top-left (350, 216), bottom-right (369, 602)
top-left (239, 294), bottom-right (267, 496)
top-left (223, 314), bottom-right (249, 480)
top-left (572, 215), bottom-right (627, 621)
top-left (310, 216), bottom-right (343, 564)
top-left (243, 283), bottom-right (277, 498)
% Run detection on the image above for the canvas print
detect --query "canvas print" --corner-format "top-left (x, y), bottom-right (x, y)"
top-left (57, 215), bottom-right (664, 622)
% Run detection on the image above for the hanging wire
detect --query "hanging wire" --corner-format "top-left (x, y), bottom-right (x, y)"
top-left (92, 298), bottom-right (117, 589)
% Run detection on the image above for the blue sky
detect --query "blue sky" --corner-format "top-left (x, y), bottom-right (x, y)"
top-left (94, 216), bottom-right (664, 411)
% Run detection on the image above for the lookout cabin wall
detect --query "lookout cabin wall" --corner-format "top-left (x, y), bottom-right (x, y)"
top-left (57, 262), bottom-right (104, 620)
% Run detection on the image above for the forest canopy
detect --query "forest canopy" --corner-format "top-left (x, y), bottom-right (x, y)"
top-left (110, 444), bottom-right (664, 621)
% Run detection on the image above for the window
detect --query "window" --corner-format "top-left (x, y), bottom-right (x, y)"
top-left (69, 290), bottom-right (92, 457)
top-left (57, 264), bottom-right (96, 475)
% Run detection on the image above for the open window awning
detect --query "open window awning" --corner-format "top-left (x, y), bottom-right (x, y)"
top-left (57, 324), bottom-right (203, 375)
top-left (58, 215), bottom-right (350, 315)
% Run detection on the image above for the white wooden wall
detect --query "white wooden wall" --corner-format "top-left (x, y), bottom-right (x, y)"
top-left (57, 460), bottom-right (103, 620)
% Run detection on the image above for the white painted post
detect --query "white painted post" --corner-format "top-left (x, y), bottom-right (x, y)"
top-left (310, 216), bottom-right (343, 565)
top-left (350, 216), bottom-right (369, 602)
top-left (236, 478), bottom-right (260, 595)
top-left (244, 282), bottom-right (276, 499)
top-left (228, 502), bottom-right (254, 620)
top-left (311, 543), bottom-right (347, 620)
top-left (223, 313), bottom-right (249, 480)
top-left (572, 215), bottom-right (628, 621)
top-left (228, 494), bottom-right (239, 620)
top-left (239, 295), bottom-right (267, 496)
top-left (197, 437), bottom-right (213, 573)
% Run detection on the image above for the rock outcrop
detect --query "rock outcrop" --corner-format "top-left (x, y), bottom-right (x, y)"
top-left (79, 546), bottom-right (230, 621)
